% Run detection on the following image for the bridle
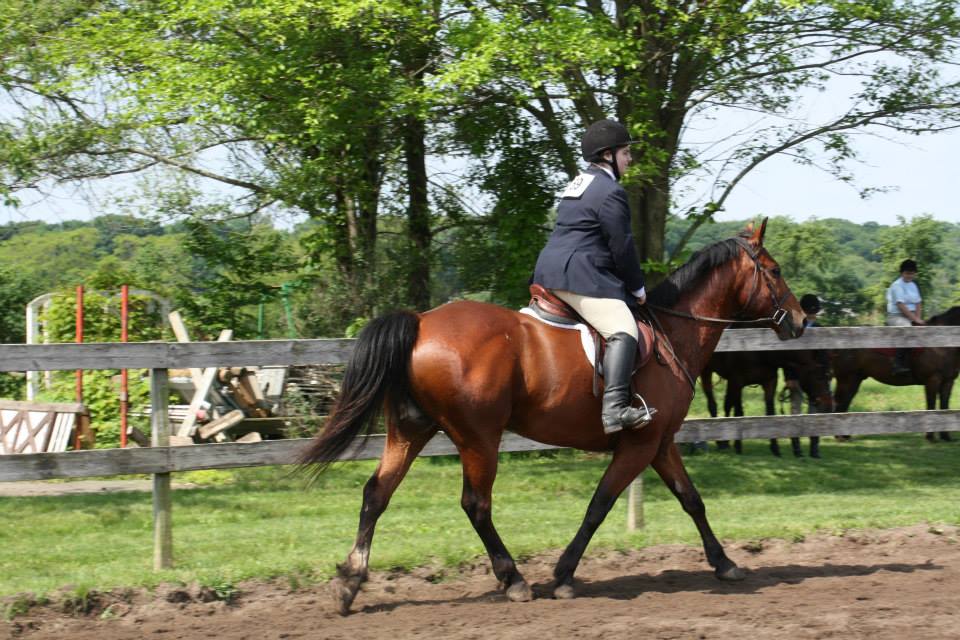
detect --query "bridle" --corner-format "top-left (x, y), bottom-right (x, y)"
top-left (641, 237), bottom-right (793, 392)
top-left (648, 237), bottom-right (791, 329)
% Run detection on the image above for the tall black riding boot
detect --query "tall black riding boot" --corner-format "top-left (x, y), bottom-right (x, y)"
top-left (892, 349), bottom-right (911, 376)
top-left (601, 332), bottom-right (657, 434)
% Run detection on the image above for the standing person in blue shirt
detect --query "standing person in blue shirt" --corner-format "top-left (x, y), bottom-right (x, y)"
top-left (886, 259), bottom-right (924, 375)
top-left (532, 119), bottom-right (656, 435)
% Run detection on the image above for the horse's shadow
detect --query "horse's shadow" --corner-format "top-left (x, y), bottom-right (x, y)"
top-left (552, 560), bottom-right (942, 600)
top-left (356, 560), bottom-right (941, 613)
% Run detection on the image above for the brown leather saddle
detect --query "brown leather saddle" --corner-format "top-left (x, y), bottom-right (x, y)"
top-left (528, 284), bottom-right (656, 372)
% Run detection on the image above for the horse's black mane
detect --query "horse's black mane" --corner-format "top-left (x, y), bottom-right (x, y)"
top-left (647, 233), bottom-right (749, 309)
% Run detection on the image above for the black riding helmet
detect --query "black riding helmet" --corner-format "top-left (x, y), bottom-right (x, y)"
top-left (581, 119), bottom-right (641, 180)
top-left (799, 294), bottom-right (821, 314)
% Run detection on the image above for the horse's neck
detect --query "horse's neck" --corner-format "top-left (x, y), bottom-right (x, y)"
top-left (660, 269), bottom-right (744, 378)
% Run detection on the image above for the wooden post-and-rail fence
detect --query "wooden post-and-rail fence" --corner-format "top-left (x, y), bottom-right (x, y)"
top-left (1, 326), bottom-right (959, 569)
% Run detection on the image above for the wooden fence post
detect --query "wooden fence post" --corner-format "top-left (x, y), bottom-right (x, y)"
top-left (150, 368), bottom-right (173, 570)
top-left (626, 475), bottom-right (644, 532)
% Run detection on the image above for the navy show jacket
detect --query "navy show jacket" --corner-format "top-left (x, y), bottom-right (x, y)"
top-left (532, 166), bottom-right (646, 303)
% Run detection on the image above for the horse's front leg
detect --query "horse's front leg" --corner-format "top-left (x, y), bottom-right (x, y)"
top-left (651, 442), bottom-right (745, 582)
top-left (552, 440), bottom-right (659, 599)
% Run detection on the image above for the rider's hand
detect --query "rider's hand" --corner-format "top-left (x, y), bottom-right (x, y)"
top-left (636, 292), bottom-right (646, 305)
top-left (912, 319), bottom-right (926, 326)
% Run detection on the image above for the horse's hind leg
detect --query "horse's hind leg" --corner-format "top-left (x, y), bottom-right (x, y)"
top-left (651, 442), bottom-right (744, 581)
top-left (459, 444), bottom-right (532, 602)
top-left (331, 419), bottom-right (435, 615)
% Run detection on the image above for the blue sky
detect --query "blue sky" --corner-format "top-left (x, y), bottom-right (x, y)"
top-left (716, 126), bottom-right (960, 226)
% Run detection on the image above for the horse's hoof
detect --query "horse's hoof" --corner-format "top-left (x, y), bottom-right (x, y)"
top-left (553, 583), bottom-right (576, 599)
top-left (506, 580), bottom-right (532, 602)
top-left (330, 575), bottom-right (362, 616)
top-left (716, 564), bottom-right (746, 581)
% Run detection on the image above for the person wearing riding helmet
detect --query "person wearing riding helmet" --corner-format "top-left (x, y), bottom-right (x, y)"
top-left (532, 119), bottom-right (656, 435)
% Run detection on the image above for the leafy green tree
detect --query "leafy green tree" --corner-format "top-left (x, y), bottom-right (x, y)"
top-left (0, 267), bottom-right (35, 397)
top-left (0, 0), bottom-right (441, 316)
top-left (439, 0), bottom-right (960, 278)
top-left (3, 0), bottom-right (960, 312)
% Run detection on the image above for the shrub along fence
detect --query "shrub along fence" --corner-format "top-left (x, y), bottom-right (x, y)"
top-left (1, 326), bottom-right (958, 568)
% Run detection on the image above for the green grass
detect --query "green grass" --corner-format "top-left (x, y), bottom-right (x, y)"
top-left (1, 405), bottom-right (958, 598)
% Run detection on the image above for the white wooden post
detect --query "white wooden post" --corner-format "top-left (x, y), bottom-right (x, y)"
top-left (626, 475), bottom-right (644, 532)
top-left (151, 368), bottom-right (173, 570)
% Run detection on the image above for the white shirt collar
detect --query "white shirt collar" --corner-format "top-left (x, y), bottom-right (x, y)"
top-left (590, 163), bottom-right (616, 181)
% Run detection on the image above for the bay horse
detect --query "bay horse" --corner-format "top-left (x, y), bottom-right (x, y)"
top-left (701, 348), bottom-right (834, 457)
top-left (832, 306), bottom-right (960, 443)
top-left (300, 220), bottom-right (806, 614)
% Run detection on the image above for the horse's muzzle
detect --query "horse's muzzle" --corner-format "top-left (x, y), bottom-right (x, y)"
top-left (775, 314), bottom-right (804, 340)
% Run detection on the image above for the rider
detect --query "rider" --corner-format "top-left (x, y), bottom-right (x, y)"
top-left (532, 119), bottom-right (656, 435)
top-left (886, 259), bottom-right (924, 375)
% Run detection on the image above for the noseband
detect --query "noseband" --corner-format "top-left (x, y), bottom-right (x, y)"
top-left (649, 237), bottom-right (791, 328)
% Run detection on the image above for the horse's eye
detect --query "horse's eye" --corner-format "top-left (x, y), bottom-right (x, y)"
top-left (771, 267), bottom-right (781, 278)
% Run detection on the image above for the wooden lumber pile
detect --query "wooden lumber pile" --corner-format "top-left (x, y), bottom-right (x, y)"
top-left (151, 311), bottom-right (285, 445)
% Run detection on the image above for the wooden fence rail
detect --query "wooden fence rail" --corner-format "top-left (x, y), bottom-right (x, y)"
top-left (2, 326), bottom-right (960, 373)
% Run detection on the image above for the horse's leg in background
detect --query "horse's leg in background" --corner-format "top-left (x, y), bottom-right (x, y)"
top-left (832, 374), bottom-right (862, 441)
top-left (940, 378), bottom-right (954, 441)
top-left (726, 383), bottom-right (744, 454)
top-left (762, 377), bottom-right (789, 457)
top-left (651, 442), bottom-right (744, 580)
top-left (552, 442), bottom-right (660, 598)
top-left (331, 420), bottom-right (435, 615)
top-left (700, 372), bottom-right (723, 452)
top-left (924, 379), bottom-right (939, 443)
top-left (458, 442), bottom-right (532, 602)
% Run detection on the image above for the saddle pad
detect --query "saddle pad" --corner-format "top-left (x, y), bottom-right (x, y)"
top-left (519, 307), bottom-right (655, 369)
top-left (519, 307), bottom-right (597, 366)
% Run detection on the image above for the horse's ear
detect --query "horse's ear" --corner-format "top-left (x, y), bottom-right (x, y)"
top-left (749, 217), bottom-right (768, 246)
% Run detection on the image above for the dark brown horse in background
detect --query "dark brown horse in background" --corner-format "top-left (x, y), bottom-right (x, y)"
top-left (832, 306), bottom-right (960, 442)
top-left (300, 221), bottom-right (806, 614)
top-left (701, 348), bottom-right (834, 457)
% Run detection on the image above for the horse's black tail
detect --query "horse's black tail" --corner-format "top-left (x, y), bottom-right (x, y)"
top-left (297, 310), bottom-right (420, 478)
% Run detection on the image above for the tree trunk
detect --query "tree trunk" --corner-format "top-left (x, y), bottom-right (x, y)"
top-left (404, 112), bottom-right (431, 311)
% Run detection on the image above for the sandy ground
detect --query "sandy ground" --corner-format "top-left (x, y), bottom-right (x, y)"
top-left (3, 523), bottom-right (959, 640)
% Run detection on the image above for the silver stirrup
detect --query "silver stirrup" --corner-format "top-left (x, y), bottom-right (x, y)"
top-left (632, 392), bottom-right (658, 428)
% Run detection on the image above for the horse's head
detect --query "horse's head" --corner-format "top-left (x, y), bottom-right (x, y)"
top-left (733, 218), bottom-right (806, 340)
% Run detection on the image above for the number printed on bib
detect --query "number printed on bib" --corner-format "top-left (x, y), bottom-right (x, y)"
top-left (560, 173), bottom-right (594, 199)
